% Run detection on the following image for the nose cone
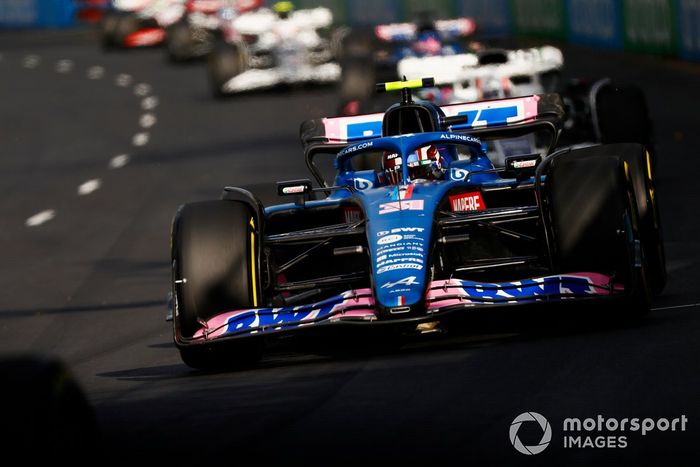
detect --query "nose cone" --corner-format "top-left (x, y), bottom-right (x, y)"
top-left (361, 184), bottom-right (435, 317)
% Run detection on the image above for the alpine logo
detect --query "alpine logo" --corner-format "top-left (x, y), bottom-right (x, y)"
top-left (381, 276), bottom-right (420, 289)
top-left (449, 191), bottom-right (486, 212)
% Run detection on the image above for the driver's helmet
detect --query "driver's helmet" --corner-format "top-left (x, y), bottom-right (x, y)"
top-left (273, 0), bottom-right (294, 18)
top-left (382, 145), bottom-right (445, 185)
top-left (382, 151), bottom-right (403, 185)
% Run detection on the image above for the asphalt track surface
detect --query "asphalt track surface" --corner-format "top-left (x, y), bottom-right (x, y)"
top-left (0, 29), bottom-right (699, 465)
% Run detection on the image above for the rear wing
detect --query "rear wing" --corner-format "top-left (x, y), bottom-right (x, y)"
top-left (374, 17), bottom-right (477, 42)
top-left (300, 94), bottom-right (565, 150)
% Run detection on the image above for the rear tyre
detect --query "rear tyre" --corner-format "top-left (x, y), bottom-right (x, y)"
top-left (112, 13), bottom-right (140, 47)
top-left (208, 42), bottom-right (247, 98)
top-left (171, 200), bottom-right (261, 368)
top-left (166, 20), bottom-right (194, 62)
top-left (607, 144), bottom-right (666, 294)
top-left (99, 11), bottom-right (121, 48)
top-left (546, 147), bottom-right (652, 315)
top-left (594, 82), bottom-right (656, 170)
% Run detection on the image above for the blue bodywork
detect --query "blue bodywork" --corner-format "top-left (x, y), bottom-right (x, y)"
top-left (265, 131), bottom-right (523, 314)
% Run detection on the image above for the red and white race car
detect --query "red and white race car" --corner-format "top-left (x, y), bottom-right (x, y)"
top-left (100, 0), bottom-right (186, 48)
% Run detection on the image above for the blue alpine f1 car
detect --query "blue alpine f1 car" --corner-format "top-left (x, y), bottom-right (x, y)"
top-left (169, 78), bottom-right (665, 368)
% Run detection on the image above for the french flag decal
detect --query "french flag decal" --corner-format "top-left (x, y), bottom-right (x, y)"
top-left (396, 296), bottom-right (406, 306)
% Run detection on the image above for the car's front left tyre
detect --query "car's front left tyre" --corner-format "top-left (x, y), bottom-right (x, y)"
top-left (171, 200), bottom-right (262, 369)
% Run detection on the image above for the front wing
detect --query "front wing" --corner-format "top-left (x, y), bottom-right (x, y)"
top-left (179, 273), bottom-right (623, 344)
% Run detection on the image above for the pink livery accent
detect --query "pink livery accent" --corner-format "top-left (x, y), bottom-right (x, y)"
top-left (321, 95), bottom-right (540, 143)
top-left (193, 289), bottom-right (376, 340)
top-left (190, 273), bottom-right (623, 340)
top-left (426, 273), bottom-right (622, 309)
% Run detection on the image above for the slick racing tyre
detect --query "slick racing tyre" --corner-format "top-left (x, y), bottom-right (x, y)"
top-left (99, 10), bottom-right (122, 48)
top-left (604, 144), bottom-right (666, 294)
top-left (593, 82), bottom-right (656, 171)
top-left (545, 146), bottom-right (653, 314)
top-left (207, 42), bottom-right (247, 98)
top-left (166, 20), bottom-right (195, 62)
top-left (112, 13), bottom-right (140, 47)
top-left (171, 200), bottom-right (262, 368)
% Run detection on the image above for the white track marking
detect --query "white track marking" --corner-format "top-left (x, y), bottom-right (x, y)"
top-left (87, 66), bottom-right (105, 79)
top-left (115, 73), bottom-right (133, 87)
top-left (652, 303), bottom-right (700, 311)
top-left (141, 96), bottom-right (159, 110)
top-left (55, 59), bottom-right (74, 73)
top-left (22, 55), bottom-right (40, 69)
top-left (26, 210), bottom-right (55, 227)
top-left (139, 113), bottom-right (157, 128)
top-left (134, 83), bottom-right (152, 96)
top-left (77, 179), bottom-right (102, 196)
top-left (109, 154), bottom-right (130, 169)
top-left (132, 132), bottom-right (150, 146)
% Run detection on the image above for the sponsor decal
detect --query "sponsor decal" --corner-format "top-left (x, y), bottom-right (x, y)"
top-left (282, 185), bottom-right (307, 195)
top-left (378, 200), bottom-right (424, 215)
top-left (439, 133), bottom-right (481, 144)
top-left (449, 191), bottom-right (486, 212)
top-left (381, 276), bottom-right (420, 289)
top-left (377, 234), bottom-right (402, 245)
top-left (377, 263), bottom-right (424, 274)
top-left (512, 159), bottom-right (537, 169)
top-left (341, 140), bottom-right (374, 156)
top-left (376, 227), bottom-right (424, 236)
top-left (450, 167), bottom-right (469, 181)
top-left (377, 257), bottom-right (423, 267)
top-left (353, 178), bottom-right (374, 191)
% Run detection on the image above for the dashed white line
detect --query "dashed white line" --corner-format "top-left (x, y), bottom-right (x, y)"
top-left (134, 83), bottom-right (152, 96)
top-left (132, 132), bottom-right (150, 146)
top-left (115, 73), bottom-right (133, 87)
top-left (55, 59), bottom-right (74, 73)
top-left (109, 154), bottom-right (130, 169)
top-left (87, 66), bottom-right (105, 79)
top-left (139, 113), bottom-right (157, 128)
top-left (141, 96), bottom-right (159, 110)
top-left (23, 55), bottom-right (40, 69)
top-left (26, 209), bottom-right (55, 227)
top-left (77, 179), bottom-right (102, 196)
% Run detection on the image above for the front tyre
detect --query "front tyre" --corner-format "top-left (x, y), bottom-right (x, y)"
top-left (207, 42), bottom-right (247, 98)
top-left (171, 200), bottom-right (262, 368)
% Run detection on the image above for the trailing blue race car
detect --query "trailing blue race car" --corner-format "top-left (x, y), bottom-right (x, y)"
top-left (169, 78), bottom-right (665, 369)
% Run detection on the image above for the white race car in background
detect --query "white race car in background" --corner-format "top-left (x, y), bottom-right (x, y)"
top-left (398, 45), bottom-right (564, 104)
top-left (165, 0), bottom-right (263, 62)
top-left (100, 0), bottom-right (186, 48)
top-left (207, 4), bottom-right (342, 97)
